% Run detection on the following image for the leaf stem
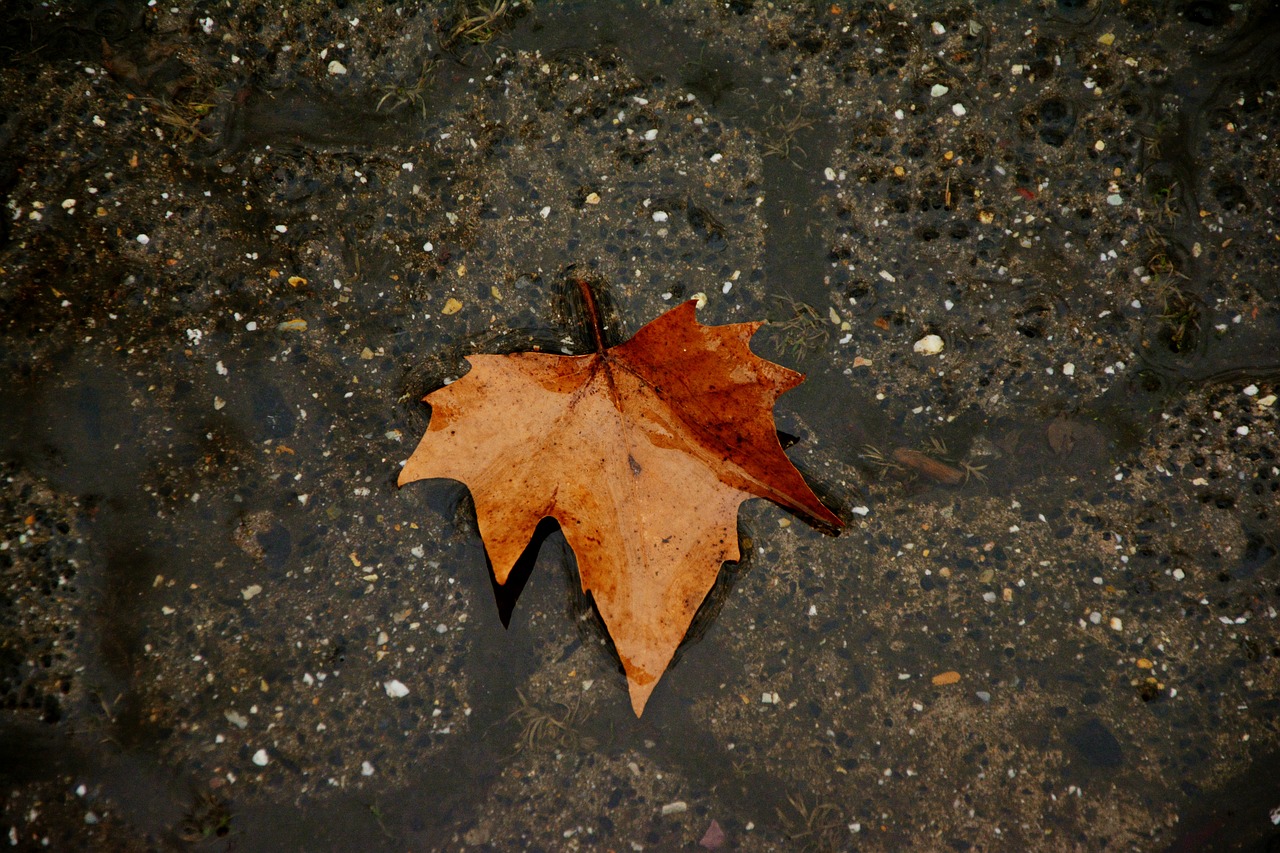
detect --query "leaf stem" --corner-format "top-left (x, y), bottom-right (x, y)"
top-left (576, 277), bottom-right (608, 354)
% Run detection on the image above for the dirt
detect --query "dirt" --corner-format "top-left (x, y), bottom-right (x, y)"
top-left (1, 0), bottom-right (1278, 850)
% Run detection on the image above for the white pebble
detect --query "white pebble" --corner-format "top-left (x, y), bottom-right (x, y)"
top-left (1062, 362), bottom-right (1075, 376)
top-left (824, 167), bottom-right (836, 181)
top-left (252, 749), bottom-right (269, 766)
top-left (1109, 617), bottom-right (1123, 631)
top-left (913, 334), bottom-right (944, 355)
top-left (327, 60), bottom-right (348, 75)
top-left (1236, 425), bottom-right (1249, 436)
top-left (661, 801), bottom-right (688, 816)
top-left (1243, 384), bottom-right (1258, 396)
top-left (274, 224), bottom-right (287, 233)
top-left (643, 128), bottom-right (658, 141)
top-left (952, 103), bottom-right (967, 116)
top-left (652, 210), bottom-right (668, 223)
top-left (361, 761), bottom-right (375, 776)
top-left (383, 679), bottom-right (410, 698)
top-left (930, 84), bottom-right (949, 97)
top-left (1107, 194), bottom-right (1123, 206)
top-left (931, 21), bottom-right (946, 34)
top-left (539, 206), bottom-right (551, 219)
top-left (136, 234), bottom-right (150, 245)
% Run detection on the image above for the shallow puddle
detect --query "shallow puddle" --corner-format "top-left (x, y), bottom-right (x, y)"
top-left (2, 0), bottom-right (1279, 849)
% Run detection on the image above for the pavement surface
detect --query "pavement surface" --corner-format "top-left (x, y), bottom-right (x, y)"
top-left (2, 1), bottom-right (1279, 850)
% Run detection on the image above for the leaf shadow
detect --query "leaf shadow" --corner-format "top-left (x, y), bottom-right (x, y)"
top-left (489, 515), bottom-right (559, 628)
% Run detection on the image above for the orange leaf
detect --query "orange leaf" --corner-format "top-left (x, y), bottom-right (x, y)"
top-left (399, 281), bottom-right (842, 715)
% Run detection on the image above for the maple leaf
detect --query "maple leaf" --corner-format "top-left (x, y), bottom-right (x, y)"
top-left (398, 281), bottom-right (842, 715)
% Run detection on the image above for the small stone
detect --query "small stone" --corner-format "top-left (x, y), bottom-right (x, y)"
top-left (700, 819), bottom-right (726, 849)
top-left (361, 761), bottom-right (375, 776)
top-left (327, 60), bottom-right (348, 75)
top-left (1236, 425), bottom-right (1249, 436)
top-left (1062, 362), bottom-right (1075, 376)
top-left (652, 210), bottom-right (669, 223)
top-left (1097, 32), bottom-right (1115, 45)
top-left (383, 679), bottom-right (410, 698)
top-left (952, 103), bottom-right (967, 116)
top-left (913, 334), bottom-right (945, 355)
top-left (252, 749), bottom-right (269, 766)
top-left (1243, 384), bottom-right (1259, 396)
top-left (225, 710), bottom-right (249, 728)
top-left (931, 21), bottom-right (946, 35)
top-left (1107, 194), bottom-right (1123, 205)
top-left (442, 298), bottom-right (463, 315)
top-left (1109, 616), bottom-right (1123, 631)
top-left (276, 318), bottom-right (307, 332)
top-left (931, 671), bottom-right (962, 686)
top-left (136, 233), bottom-right (150, 245)
top-left (643, 128), bottom-right (658, 141)
top-left (930, 83), bottom-right (949, 98)
top-left (1173, 568), bottom-right (1185, 580)
top-left (661, 801), bottom-right (688, 816)
top-left (824, 166), bottom-right (836, 181)
top-left (585, 192), bottom-right (601, 205)
top-left (241, 584), bottom-right (263, 601)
